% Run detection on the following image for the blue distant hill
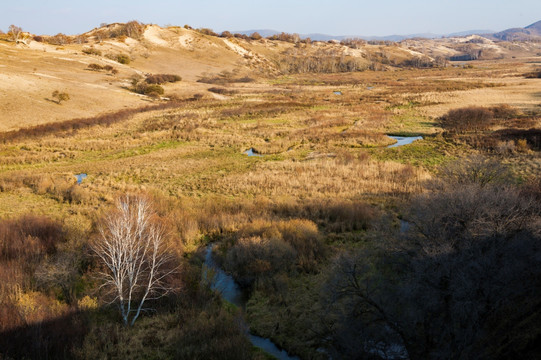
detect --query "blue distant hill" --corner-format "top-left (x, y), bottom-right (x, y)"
top-left (234, 28), bottom-right (496, 42)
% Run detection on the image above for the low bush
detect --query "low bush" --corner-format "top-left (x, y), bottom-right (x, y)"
top-left (87, 63), bottom-right (103, 71)
top-left (437, 154), bottom-right (513, 188)
top-left (439, 106), bottom-right (494, 133)
top-left (490, 104), bottom-right (519, 119)
top-left (132, 81), bottom-right (165, 97)
top-left (48, 33), bottom-right (71, 45)
top-left (115, 53), bottom-right (130, 64)
top-left (87, 64), bottom-right (116, 73)
top-left (225, 236), bottom-right (297, 288)
top-left (0, 215), bottom-right (66, 261)
top-left (524, 68), bottom-right (541, 78)
top-left (207, 87), bottom-right (238, 95)
top-left (82, 47), bottom-right (102, 56)
top-left (145, 74), bottom-right (182, 84)
top-left (225, 219), bottom-right (325, 277)
top-left (196, 28), bottom-right (218, 37)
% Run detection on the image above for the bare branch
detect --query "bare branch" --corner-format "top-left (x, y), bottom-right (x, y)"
top-left (91, 194), bottom-right (178, 325)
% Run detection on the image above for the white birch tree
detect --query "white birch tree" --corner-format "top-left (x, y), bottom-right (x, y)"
top-left (92, 195), bottom-right (176, 326)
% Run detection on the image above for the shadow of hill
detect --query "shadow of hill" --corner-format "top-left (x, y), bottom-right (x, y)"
top-left (0, 310), bottom-right (90, 360)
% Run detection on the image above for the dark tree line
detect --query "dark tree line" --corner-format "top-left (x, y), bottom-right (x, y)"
top-left (320, 158), bottom-right (541, 359)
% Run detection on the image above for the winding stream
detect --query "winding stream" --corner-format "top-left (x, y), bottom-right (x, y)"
top-left (203, 245), bottom-right (300, 360)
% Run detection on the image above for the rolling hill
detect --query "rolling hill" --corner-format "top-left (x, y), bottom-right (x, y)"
top-left (0, 21), bottom-right (540, 131)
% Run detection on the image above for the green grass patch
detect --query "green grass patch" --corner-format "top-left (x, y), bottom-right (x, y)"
top-left (371, 137), bottom-right (454, 168)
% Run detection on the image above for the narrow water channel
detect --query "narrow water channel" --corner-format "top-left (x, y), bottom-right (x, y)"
top-left (387, 135), bottom-right (423, 148)
top-left (203, 245), bottom-right (300, 360)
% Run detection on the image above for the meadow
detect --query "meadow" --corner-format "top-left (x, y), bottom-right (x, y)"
top-left (0, 27), bottom-right (540, 359)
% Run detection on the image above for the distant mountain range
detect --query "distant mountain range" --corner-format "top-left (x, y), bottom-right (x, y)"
top-left (492, 20), bottom-right (541, 40)
top-left (235, 29), bottom-right (495, 42)
top-left (236, 20), bottom-right (541, 42)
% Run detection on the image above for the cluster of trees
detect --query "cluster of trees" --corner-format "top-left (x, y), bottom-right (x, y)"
top-left (222, 219), bottom-right (326, 290)
top-left (340, 38), bottom-right (367, 49)
top-left (94, 21), bottom-right (145, 41)
top-left (439, 105), bottom-right (518, 134)
top-left (401, 56), bottom-right (444, 68)
top-left (319, 157), bottom-right (541, 359)
top-left (267, 32), bottom-right (302, 43)
top-left (27, 21), bottom-right (143, 46)
top-left (277, 47), bottom-right (368, 74)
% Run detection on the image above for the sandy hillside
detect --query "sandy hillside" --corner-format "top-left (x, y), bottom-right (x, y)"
top-left (1, 23), bottom-right (540, 131)
top-left (0, 25), bottom-right (276, 131)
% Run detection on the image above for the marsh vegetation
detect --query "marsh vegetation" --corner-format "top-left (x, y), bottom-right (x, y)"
top-left (0, 24), bottom-right (540, 359)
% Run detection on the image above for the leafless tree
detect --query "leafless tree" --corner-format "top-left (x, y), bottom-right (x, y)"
top-left (7, 25), bottom-right (28, 44)
top-left (92, 195), bottom-right (177, 326)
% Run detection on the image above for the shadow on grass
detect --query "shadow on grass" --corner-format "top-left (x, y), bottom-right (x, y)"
top-left (0, 309), bottom-right (92, 360)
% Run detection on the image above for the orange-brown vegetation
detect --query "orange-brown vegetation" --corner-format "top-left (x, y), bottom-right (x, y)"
top-left (0, 20), bottom-right (540, 359)
top-left (145, 74), bottom-right (182, 84)
top-left (0, 100), bottom-right (186, 143)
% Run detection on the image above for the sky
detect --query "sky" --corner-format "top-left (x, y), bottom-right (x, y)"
top-left (1, 0), bottom-right (541, 37)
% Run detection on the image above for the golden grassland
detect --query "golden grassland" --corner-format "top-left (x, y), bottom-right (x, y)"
top-left (1, 57), bottom-right (540, 220)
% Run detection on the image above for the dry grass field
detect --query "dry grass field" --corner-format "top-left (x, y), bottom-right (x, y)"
top-left (0, 23), bottom-right (540, 359)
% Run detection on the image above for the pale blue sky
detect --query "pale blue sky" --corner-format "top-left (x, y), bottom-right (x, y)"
top-left (2, 0), bottom-right (541, 36)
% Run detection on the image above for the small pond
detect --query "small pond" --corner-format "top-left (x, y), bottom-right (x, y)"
top-left (333, 91), bottom-right (343, 95)
top-left (244, 148), bottom-right (263, 157)
top-left (75, 173), bottom-right (87, 184)
top-left (387, 135), bottom-right (423, 148)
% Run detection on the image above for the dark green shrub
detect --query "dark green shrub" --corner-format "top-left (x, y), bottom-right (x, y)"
top-left (207, 87), bottom-right (238, 95)
top-left (82, 47), bottom-right (102, 56)
top-left (132, 81), bottom-right (165, 96)
top-left (115, 54), bottom-right (130, 64)
top-left (145, 74), bottom-right (182, 84)
top-left (87, 63), bottom-right (103, 71)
